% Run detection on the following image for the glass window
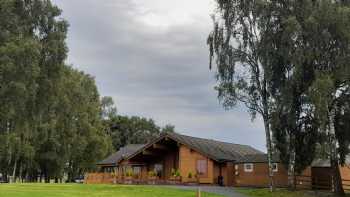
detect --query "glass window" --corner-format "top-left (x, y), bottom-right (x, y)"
top-left (133, 166), bottom-right (141, 175)
top-left (154, 164), bottom-right (163, 176)
top-left (244, 163), bottom-right (254, 172)
top-left (197, 159), bottom-right (208, 175)
top-left (272, 163), bottom-right (278, 172)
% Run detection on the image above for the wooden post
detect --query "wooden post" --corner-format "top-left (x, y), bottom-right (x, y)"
top-left (196, 187), bottom-right (201, 197)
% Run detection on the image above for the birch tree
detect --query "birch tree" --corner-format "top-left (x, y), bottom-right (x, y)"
top-left (208, 0), bottom-right (277, 190)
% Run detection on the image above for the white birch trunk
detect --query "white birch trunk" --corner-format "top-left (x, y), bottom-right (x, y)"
top-left (263, 117), bottom-right (274, 192)
top-left (287, 144), bottom-right (296, 189)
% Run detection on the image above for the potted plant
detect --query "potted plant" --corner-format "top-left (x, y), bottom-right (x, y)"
top-left (147, 170), bottom-right (158, 185)
top-left (169, 168), bottom-right (181, 184)
top-left (124, 169), bottom-right (133, 184)
top-left (187, 172), bottom-right (198, 184)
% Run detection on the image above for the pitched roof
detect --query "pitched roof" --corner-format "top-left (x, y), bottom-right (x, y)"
top-left (98, 132), bottom-right (264, 165)
top-left (235, 153), bottom-right (281, 163)
top-left (166, 132), bottom-right (263, 162)
top-left (122, 132), bottom-right (263, 163)
top-left (97, 144), bottom-right (145, 166)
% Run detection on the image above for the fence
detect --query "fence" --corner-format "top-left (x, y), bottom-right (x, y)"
top-left (84, 173), bottom-right (115, 184)
top-left (295, 175), bottom-right (350, 191)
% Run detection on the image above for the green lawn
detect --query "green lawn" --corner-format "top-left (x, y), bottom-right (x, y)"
top-left (0, 183), bottom-right (223, 197)
top-left (236, 188), bottom-right (315, 197)
top-left (236, 188), bottom-right (349, 197)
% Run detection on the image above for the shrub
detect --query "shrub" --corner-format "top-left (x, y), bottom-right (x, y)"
top-left (171, 168), bottom-right (181, 177)
top-left (125, 169), bottom-right (133, 177)
top-left (188, 172), bottom-right (193, 178)
top-left (148, 170), bottom-right (157, 177)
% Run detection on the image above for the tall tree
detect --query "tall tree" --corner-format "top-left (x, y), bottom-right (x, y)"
top-left (305, 1), bottom-right (350, 194)
top-left (208, 0), bottom-right (278, 190)
top-left (101, 96), bottom-right (117, 120)
top-left (263, 0), bottom-right (321, 188)
top-left (0, 0), bottom-right (112, 182)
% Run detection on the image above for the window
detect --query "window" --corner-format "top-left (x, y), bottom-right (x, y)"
top-left (197, 159), bottom-right (208, 176)
top-left (235, 165), bottom-right (239, 170)
top-left (244, 163), bottom-right (254, 172)
top-left (154, 164), bottom-right (163, 177)
top-left (133, 166), bottom-right (141, 176)
top-left (272, 163), bottom-right (278, 172)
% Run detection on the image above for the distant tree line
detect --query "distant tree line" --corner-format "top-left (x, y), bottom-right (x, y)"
top-left (101, 96), bottom-right (175, 151)
top-left (0, 0), bottom-right (174, 183)
top-left (209, 0), bottom-right (350, 195)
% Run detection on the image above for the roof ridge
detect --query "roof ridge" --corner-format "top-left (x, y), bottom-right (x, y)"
top-left (171, 132), bottom-right (251, 147)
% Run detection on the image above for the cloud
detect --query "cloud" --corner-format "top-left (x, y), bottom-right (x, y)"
top-left (52, 0), bottom-right (267, 151)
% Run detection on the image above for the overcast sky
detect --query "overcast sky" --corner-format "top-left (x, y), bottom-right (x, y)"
top-left (52, 0), bottom-right (266, 151)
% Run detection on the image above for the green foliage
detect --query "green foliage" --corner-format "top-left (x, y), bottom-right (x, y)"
top-left (125, 168), bottom-right (133, 177)
top-left (161, 124), bottom-right (175, 133)
top-left (106, 115), bottom-right (174, 151)
top-left (171, 168), bottom-right (180, 177)
top-left (0, 0), bottom-right (112, 182)
top-left (101, 96), bottom-right (117, 120)
top-left (188, 172), bottom-right (194, 179)
top-left (148, 170), bottom-right (157, 177)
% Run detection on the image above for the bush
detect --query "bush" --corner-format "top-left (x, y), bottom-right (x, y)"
top-left (125, 169), bottom-right (133, 177)
top-left (148, 170), bottom-right (157, 177)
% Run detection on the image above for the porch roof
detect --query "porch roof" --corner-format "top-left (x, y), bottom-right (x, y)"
top-left (97, 144), bottom-right (145, 166)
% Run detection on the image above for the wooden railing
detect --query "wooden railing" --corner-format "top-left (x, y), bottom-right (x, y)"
top-left (84, 173), bottom-right (188, 185)
top-left (84, 173), bottom-right (115, 184)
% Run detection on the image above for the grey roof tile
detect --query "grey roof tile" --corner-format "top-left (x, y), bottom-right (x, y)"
top-left (97, 144), bottom-right (145, 166)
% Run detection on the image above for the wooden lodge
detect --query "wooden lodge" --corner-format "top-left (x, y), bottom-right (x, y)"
top-left (85, 132), bottom-right (350, 189)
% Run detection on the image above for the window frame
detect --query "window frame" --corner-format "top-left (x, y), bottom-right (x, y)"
top-left (244, 163), bottom-right (254, 172)
top-left (272, 163), bottom-right (278, 172)
top-left (196, 159), bottom-right (208, 177)
top-left (133, 166), bottom-right (141, 176)
top-left (154, 164), bottom-right (163, 177)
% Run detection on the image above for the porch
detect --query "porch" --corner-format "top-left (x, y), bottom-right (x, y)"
top-left (86, 137), bottom-right (198, 185)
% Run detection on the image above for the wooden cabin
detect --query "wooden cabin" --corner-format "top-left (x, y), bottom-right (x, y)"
top-left (90, 132), bottom-right (262, 186)
top-left (86, 132), bottom-right (350, 188)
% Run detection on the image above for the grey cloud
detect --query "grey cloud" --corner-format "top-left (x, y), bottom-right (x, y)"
top-left (53, 0), bottom-right (266, 151)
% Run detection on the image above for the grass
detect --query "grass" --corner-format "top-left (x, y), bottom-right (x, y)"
top-left (236, 188), bottom-right (350, 197)
top-left (0, 183), bottom-right (223, 197)
top-left (236, 188), bottom-right (316, 197)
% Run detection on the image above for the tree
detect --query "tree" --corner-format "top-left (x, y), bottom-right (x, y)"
top-left (161, 124), bottom-right (175, 133)
top-left (101, 96), bottom-right (117, 120)
top-left (207, 0), bottom-right (278, 190)
top-left (106, 115), bottom-right (175, 151)
top-left (305, 1), bottom-right (350, 194)
top-left (260, 1), bottom-right (321, 188)
top-left (108, 116), bottom-right (160, 150)
top-left (0, 0), bottom-right (112, 183)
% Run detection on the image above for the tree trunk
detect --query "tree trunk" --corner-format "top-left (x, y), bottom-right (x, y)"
top-left (263, 116), bottom-right (274, 192)
top-left (287, 144), bottom-right (296, 190)
top-left (19, 162), bottom-right (23, 183)
top-left (329, 108), bottom-right (345, 196)
top-left (12, 159), bottom-right (17, 183)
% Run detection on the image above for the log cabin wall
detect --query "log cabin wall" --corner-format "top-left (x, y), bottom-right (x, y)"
top-left (234, 163), bottom-right (312, 188)
top-left (178, 145), bottom-right (214, 184)
top-left (234, 163), bottom-right (288, 187)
